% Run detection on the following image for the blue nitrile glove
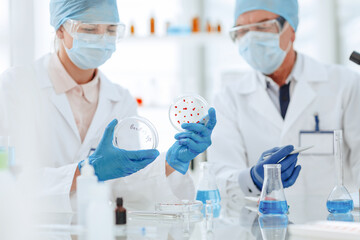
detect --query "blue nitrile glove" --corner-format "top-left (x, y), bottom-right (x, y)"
top-left (79, 119), bottom-right (160, 181)
top-left (250, 145), bottom-right (302, 190)
top-left (166, 108), bottom-right (217, 175)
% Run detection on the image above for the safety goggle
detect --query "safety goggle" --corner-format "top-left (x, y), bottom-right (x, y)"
top-left (63, 19), bottom-right (126, 43)
top-left (229, 16), bottom-right (286, 43)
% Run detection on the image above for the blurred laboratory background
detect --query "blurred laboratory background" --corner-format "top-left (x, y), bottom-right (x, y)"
top-left (0, 0), bottom-right (360, 153)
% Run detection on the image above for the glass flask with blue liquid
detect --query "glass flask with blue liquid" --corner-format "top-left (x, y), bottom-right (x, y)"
top-left (326, 130), bottom-right (354, 214)
top-left (259, 164), bottom-right (288, 215)
top-left (196, 162), bottom-right (221, 218)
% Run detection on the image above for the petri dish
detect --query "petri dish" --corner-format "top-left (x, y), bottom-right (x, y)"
top-left (169, 94), bottom-right (209, 131)
top-left (155, 200), bottom-right (203, 213)
top-left (113, 116), bottom-right (159, 150)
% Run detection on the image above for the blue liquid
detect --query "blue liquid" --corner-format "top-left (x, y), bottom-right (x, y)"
top-left (196, 189), bottom-right (221, 218)
top-left (327, 200), bottom-right (354, 214)
top-left (259, 201), bottom-right (288, 214)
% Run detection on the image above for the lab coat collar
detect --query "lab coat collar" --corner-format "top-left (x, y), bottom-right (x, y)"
top-left (98, 72), bottom-right (122, 102)
top-left (291, 52), bottom-right (328, 83)
top-left (239, 53), bottom-right (328, 131)
top-left (37, 54), bottom-right (123, 143)
top-left (38, 54), bottom-right (122, 103)
top-left (237, 52), bottom-right (328, 95)
top-left (80, 71), bottom-right (123, 146)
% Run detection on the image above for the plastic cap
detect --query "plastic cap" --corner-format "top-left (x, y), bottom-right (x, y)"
top-left (81, 158), bottom-right (95, 176)
top-left (117, 197), bottom-right (123, 206)
top-left (350, 51), bottom-right (360, 65)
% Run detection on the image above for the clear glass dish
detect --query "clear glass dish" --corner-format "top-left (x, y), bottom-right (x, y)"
top-left (155, 200), bottom-right (203, 213)
top-left (113, 116), bottom-right (159, 150)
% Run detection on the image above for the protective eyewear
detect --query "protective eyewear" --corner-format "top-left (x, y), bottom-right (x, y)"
top-left (63, 19), bottom-right (126, 43)
top-left (229, 16), bottom-right (286, 42)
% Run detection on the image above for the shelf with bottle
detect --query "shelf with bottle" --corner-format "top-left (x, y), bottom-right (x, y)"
top-left (121, 17), bottom-right (230, 45)
top-left (120, 32), bottom-right (230, 45)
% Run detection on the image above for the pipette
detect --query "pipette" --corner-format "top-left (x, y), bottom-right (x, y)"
top-left (263, 145), bottom-right (314, 162)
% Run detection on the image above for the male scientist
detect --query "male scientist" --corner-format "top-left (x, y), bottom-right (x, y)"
top-left (208, 0), bottom-right (360, 200)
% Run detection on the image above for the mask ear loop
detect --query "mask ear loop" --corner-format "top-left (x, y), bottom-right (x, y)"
top-left (279, 22), bottom-right (292, 54)
top-left (61, 22), bottom-right (75, 51)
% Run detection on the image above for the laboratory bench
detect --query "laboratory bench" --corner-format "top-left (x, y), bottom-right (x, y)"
top-left (37, 194), bottom-right (360, 240)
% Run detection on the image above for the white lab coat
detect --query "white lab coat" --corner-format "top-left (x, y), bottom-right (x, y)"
top-left (208, 53), bottom-right (360, 201)
top-left (0, 54), bottom-right (195, 213)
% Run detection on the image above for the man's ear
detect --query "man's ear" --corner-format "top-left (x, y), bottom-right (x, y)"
top-left (56, 26), bottom-right (65, 40)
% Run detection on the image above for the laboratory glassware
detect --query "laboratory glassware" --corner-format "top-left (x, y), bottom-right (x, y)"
top-left (326, 130), bottom-right (354, 214)
top-left (259, 164), bottom-right (288, 215)
top-left (155, 200), bottom-right (203, 213)
top-left (259, 214), bottom-right (288, 240)
top-left (169, 94), bottom-right (209, 132)
top-left (113, 116), bottom-right (159, 150)
top-left (115, 198), bottom-right (126, 225)
top-left (196, 162), bottom-right (221, 218)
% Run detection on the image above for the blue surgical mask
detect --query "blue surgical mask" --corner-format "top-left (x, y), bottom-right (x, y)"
top-left (238, 28), bottom-right (290, 75)
top-left (64, 35), bottom-right (116, 70)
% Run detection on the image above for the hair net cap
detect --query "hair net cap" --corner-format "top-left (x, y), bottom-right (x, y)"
top-left (50, 0), bottom-right (120, 30)
top-left (234, 0), bottom-right (299, 31)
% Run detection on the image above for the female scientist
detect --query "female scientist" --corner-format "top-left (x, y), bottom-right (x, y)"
top-left (0, 0), bottom-right (216, 211)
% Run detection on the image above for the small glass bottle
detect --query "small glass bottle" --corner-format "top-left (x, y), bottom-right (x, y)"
top-left (192, 17), bottom-right (200, 33)
top-left (196, 162), bottom-right (221, 217)
top-left (115, 197), bottom-right (127, 225)
top-left (150, 16), bottom-right (155, 35)
top-left (326, 130), bottom-right (354, 214)
top-left (259, 164), bottom-right (288, 215)
top-left (216, 23), bottom-right (221, 33)
top-left (206, 21), bottom-right (212, 33)
top-left (130, 22), bottom-right (135, 36)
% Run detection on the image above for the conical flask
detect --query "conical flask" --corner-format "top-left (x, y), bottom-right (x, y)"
top-left (196, 162), bottom-right (221, 218)
top-left (259, 164), bottom-right (288, 215)
top-left (259, 214), bottom-right (288, 240)
top-left (326, 130), bottom-right (354, 214)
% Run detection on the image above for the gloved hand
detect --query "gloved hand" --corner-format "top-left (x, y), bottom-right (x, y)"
top-left (80, 119), bottom-right (160, 181)
top-left (250, 145), bottom-right (301, 190)
top-left (166, 108), bottom-right (217, 175)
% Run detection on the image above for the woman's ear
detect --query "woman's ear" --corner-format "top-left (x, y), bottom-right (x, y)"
top-left (56, 26), bottom-right (65, 40)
